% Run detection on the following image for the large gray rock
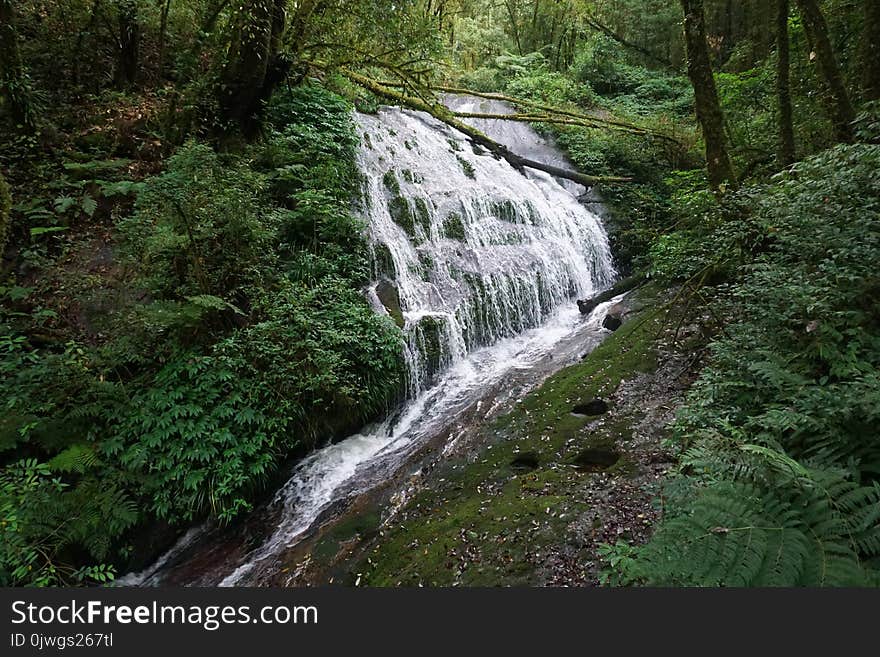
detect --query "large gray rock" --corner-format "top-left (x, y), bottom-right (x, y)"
top-left (376, 278), bottom-right (405, 328)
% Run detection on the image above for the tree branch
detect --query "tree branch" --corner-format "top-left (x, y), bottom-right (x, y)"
top-left (337, 68), bottom-right (632, 187)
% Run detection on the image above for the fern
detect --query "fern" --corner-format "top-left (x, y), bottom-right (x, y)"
top-left (628, 144), bottom-right (880, 587)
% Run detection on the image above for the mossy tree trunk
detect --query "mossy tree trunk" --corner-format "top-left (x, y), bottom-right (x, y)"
top-left (219, 0), bottom-right (288, 136)
top-left (776, 0), bottom-right (796, 166)
top-left (0, 0), bottom-right (35, 131)
top-left (864, 0), bottom-right (880, 101)
top-left (0, 171), bottom-right (11, 257)
top-left (794, 0), bottom-right (855, 142)
top-left (680, 0), bottom-right (737, 192)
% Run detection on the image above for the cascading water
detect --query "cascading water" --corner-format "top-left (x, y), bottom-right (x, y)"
top-left (119, 97), bottom-right (618, 587)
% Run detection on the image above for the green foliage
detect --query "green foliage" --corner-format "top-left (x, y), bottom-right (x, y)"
top-left (119, 142), bottom-right (273, 302)
top-left (634, 477), bottom-right (880, 586)
top-left (1, 82), bottom-right (406, 583)
top-left (0, 449), bottom-right (136, 586)
top-left (624, 143), bottom-right (880, 586)
top-left (217, 279), bottom-right (404, 440)
top-left (106, 356), bottom-right (277, 523)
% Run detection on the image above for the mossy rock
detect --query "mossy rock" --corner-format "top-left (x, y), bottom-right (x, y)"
top-left (415, 314), bottom-right (446, 379)
top-left (490, 199), bottom-right (521, 223)
top-left (456, 155), bottom-right (476, 179)
top-left (418, 251), bottom-right (435, 280)
top-left (402, 169), bottom-right (423, 184)
top-left (443, 212), bottom-right (466, 241)
top-left (382, 169), bottom-right (401, 195)
top-left (371, 242), bottom-right (396, 279)
top-left (412, 197), bottom-right (432, 234)
top-left (383, 170), bottom-right (432, 239)
top-left (388, 195), bottom-right (416, 236)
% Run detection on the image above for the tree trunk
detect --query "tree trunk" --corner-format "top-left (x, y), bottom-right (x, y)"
top-left (72, 0), bottom-right (104, 88)
top-left (0, 171), bottom-right (11, 257)
top-left (219, 0), bottom-right (288, 136)
top-left (583, 13), bottom-right (677, 70)
top-left (0, 0), bottom-right (35, 130)
top-left (794, 0), bottom-right (855, 142)
top-left (504, 0), bottom-right (524, 55)
top-left (680, 0), bottom-right (737, 191)
top-left (115, 0), bottom-right (140, 88)
top-left (776, 0), bottom-right (796, 166)
top-left (864, 0), bottom-right (880, 101)
top-left (157, 0), bottom-right (171, 77)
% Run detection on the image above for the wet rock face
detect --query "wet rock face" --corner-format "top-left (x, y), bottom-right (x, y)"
top-left (376, 278), bottom-right (405, 328)
top-left (572, 399), bottom-right (609, 417)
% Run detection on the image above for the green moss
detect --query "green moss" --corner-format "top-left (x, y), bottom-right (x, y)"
top-left (383, 170), bottom-right (431, 239)
top-left (456, 155), bottom-right (476, 179)
top-left (388, 196), bottom-right (416, 236)
top-left (416, 315), bottom-right (445, 379)
top-left (412, 197), bottom-right (431, 234)
top-left (418, 251), bottom-right (435, 279)
top-left (491, 199), bottom-right (520, 223)
top-left (402, 169), bottom-right (423, 184)
top-left (443, 213), bottom-right (466, 241)
top-left (312, 510), bottom-right (381, 564)
top-left (383, 169), bottom-right (401, 195)
top-left (371, 242), bottom-right (396, 279)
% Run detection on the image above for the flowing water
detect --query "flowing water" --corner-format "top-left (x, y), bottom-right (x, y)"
top-left (119, 97), bottom-right (618, 587)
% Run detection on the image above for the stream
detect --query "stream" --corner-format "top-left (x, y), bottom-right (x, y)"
top-left (118, 96), bottom-right (618, 587)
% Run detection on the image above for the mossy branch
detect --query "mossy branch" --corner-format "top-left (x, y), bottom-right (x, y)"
top-left (386, 83), bottom-right (681, 145)
top-left (337, 68), bottom-right (633, 187)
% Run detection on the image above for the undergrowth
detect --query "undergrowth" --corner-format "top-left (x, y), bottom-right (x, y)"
top-left (0, 84), bottom-right (405, 585)
top-left (607, 138), bottom-right (880, 586)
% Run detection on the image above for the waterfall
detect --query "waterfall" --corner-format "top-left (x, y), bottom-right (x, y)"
top-left (119, 98), bottom-right (617, 587)
top-left (362, 98), bottom-right (615, 394)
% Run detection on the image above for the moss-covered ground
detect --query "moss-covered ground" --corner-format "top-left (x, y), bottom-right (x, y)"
top-left (311, 284), bottom-right (677, 586)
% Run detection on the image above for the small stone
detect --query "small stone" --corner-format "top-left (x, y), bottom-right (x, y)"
top-left (603, 313), bottom-right (623, 331)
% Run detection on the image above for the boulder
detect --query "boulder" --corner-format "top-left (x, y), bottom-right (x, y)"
top-left (376, 278), bottom-right (405, 328)
top-left (602, 312), bottom-right (623, 331)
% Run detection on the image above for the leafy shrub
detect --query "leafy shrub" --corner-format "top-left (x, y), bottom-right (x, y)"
top-left (106, 355), bottom-right (279, 523)
top-left (217, 279), bottom-right (404, 440)
top-left (506, 70), bottom-right (594, 107)
top-left (118, 142), bottom-right (274, 303)
top-left (570, 35), bottom-right (631, 95)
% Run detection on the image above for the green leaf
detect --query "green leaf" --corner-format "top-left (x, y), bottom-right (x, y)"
top-left (30, 226), bottom-right (69, 238)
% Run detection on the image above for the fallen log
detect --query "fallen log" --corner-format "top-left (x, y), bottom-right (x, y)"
top-left (578, 272), bottom-right (648, 315)
top-left (339, 68), bottom-right (632, 188)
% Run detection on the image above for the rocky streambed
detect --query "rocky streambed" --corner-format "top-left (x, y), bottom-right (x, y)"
top-left (273, 283), bottom-right (705, 586)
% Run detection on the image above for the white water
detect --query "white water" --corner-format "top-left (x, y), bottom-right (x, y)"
top-left (120, 98), bottom-right (617, 587)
